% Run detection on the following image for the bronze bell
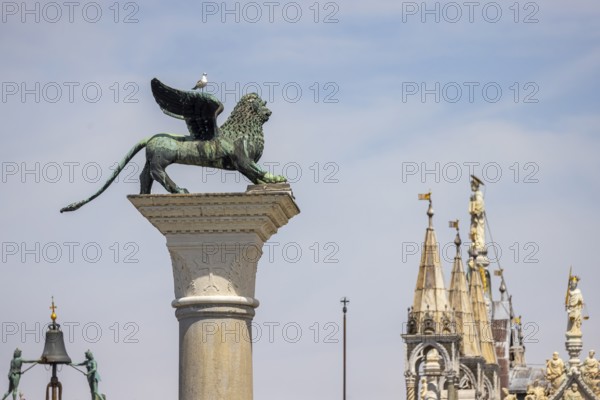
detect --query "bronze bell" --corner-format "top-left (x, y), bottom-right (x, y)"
top-left (40, 323), bottom-right (71, 365)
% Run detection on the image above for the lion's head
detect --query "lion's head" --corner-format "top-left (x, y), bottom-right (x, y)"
top-left (239, 93), bottom-right (271, 121)
top-left (221, 93), bottom-right (271, 134)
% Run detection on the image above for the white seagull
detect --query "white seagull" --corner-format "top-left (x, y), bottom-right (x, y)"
top-left (192, 72), bottom-right (208, 91)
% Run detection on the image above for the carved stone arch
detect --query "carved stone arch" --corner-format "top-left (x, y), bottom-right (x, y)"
top-left (481, 375), bottom-right (495, 400)
top-left (439, 376), bottom-right (455, 393)
top-left (458, 364), bottom-right (477, 390)
top-left (408, 342), bottom-right (453, 375)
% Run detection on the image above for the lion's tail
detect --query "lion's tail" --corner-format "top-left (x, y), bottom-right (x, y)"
top-left (60, 138), bottom-right (151, 213)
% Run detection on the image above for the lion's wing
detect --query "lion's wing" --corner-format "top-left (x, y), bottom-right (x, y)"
top-left (151, 78), bottom-right (224, 140)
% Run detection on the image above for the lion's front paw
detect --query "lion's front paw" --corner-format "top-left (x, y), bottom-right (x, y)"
top-left (260, 173), bottom-right (287, 184)
top-left (175, 187), bottom-right (189, 194)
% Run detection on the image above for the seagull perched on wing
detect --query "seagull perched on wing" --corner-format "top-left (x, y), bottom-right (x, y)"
top-left (192, 72), bottom-right (208, 91)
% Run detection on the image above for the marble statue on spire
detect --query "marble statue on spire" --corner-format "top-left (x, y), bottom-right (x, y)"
top-left (468, 176), bottom-right (486, 251)
top-left (545, 351), bottom-right (566, 394)
top-left (566, 274), bottom-right (584, 336)
top-left (447, 221), bottom-right (482, 358)
top-left (581, 350), bottom-right (600, 392)
top-left (468, 175), bottom-right (492, 307)
top-left (564, 269), bottom-right (587, 374)
top-left (563, 384), bottom-right (584, 400)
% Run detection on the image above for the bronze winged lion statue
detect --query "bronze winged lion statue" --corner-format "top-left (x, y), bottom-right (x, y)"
top-left (60, 78), bottom-right (287, 213)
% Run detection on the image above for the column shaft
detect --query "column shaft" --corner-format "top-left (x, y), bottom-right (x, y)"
top-left (177, 305), bottom-right (255, 400)
top-left (129, 186), bottom-right (299, 400)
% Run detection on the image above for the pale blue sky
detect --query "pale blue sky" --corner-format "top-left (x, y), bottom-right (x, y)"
top-left (1, 0), bottom-right (599, 398)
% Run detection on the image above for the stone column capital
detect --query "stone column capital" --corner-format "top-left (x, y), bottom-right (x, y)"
top-left (128, 184), bottom-right (300, 242)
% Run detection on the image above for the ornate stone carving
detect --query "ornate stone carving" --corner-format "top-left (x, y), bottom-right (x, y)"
top-left (405, 371), bottom-right (417, 400)
top-left (546, 352), bottom-right (567, 395)
top-left (228, 259), bottom-right (256, 296)
top-left (502, 388), bottom-right (517, 400)
top-left (458, 365), bottom-right (476, 390)
top-left (170, 251), bottom-right (196, 298)
top-left (169, 249), bottom-right (260, 298)
top-left (468, 177), bottom-right (486, 252)
top-left (424, 348), bottom-right (441, 375)
top-left (441, 311), bottom-right (454, 334)
top-left (192, 257), bottom-right (226, 294)
top-left (407, 307), bottom-right (418, 334)
top-left (423, 381), bottom-right (440, 400)
top-left (563, 383), bottom-right (583, 400)
top-left (481, 376), bottom-right (493, 400)
top-left (581, 350), bottom-right (600, 395)
top-left (420, 378), bottom-right (427, 400)
top-left (531, 380), bottom-right (548, 400)
top-left (128, 188), bottom-right (300, 241)
top-left (423, 311), bottom-right (436, 335)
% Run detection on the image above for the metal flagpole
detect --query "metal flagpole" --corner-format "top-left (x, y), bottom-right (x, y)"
top-left (341, 297), bottom-right (349, 400)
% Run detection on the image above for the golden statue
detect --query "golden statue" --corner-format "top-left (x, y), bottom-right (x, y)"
top-left (468, 176), bottom-right (485, 251)
top-left (502, 388), bottom-right (517, 400)
top-left (581, 350), bottom-right (600, 393)
top-left (420, 378), bottom-right (427, 400)
top-left (545, 352), bottom-right (566, 394)
top-left (563, 384), bottom-right (583, 400)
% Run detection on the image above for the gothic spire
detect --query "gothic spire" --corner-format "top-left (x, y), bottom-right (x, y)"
top-left (469, 248), bottom-right (497, 364)
top-left (448, 222), bottom-right (482, 357)
top-left (411, 193), bottom-right (452, 335)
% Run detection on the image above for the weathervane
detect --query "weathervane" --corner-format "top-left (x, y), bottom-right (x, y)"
top-left (449, 219), bottom-right (459, 231)
top-left (418, 191), bottom-right (432, 203)
top-left (50, 297), bottom-right (57, 322)
top-left (61, 77), bottom-right (288, 213)
top-left (418, 192), bottom-right (434, 228)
